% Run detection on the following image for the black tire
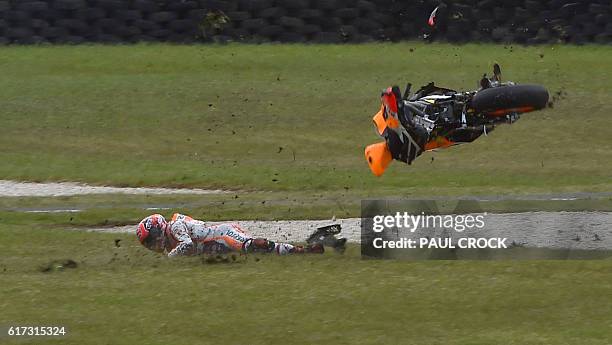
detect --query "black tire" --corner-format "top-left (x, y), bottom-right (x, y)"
top-left (312, 31), bottom-right (340, 43)
top-left (168, 19), bottom-right (195, 32)
top-left (283, 0), bottom-right (309, 10)
top-left (96, 18), bottom-right (123, 31)
top-left (149, 29), bottom-right (171, 39)
top-left (354, 18), bottom-right (381, 32)
top-left (339, 24), bottom-right (357, 37)
top-left (206, 0), bottom-right (237, 12)
top-left (30, 19), bottom-right (50, 29)
top-left (16, 1), bottom-right (49, 12)
top-left (149, 11), bottom-right (178, 23)
top-left (119, 10), bottom-right (143, 22)
top-left (96, 0), bottom-right (127, 10)
top-left (187, 8), bottom-right (206, 21)
top-left (94, 33), bottom-right (122, 43)
top-left (4, 11), bottom-right (31, 22)
top-left (316, 0), bottom-right (336, 11)
top-left (40, 26), bottom-right (70, 38)
top-left (54, 0), bottom-right (87, 10)
top-left (259, 7), bottom-right (286, 19)
top-left (227, 11), bottom-right (250, 22)
top-left (356, 0), bottom-right (375, 12)
top-left (6, 28), bottom-right (34, 39)
top-left (241, 18), bottom-right (266, 31)
top-left (246, 0), bottom-right (273, 11)
top-left (132, 0), bottom-right (158, 13)
top-left (75, 8), bottom-right (107, 21)
top-left (258, 24), bottom-right (282, 37)
top-left (335, 8), bottom-right (359, 19)
top-left (297, 24), bottom-right (320, 35)
top-left (278, 32), bottom-right (306, 42)
top-left (279, 16), bottom-right (303, 28)
top-left (471, 84), bottom-right (549, 114)
top-left (167, 0), bottom-right (197, 11)
top-left (133, 19), bottom-right (159, 31)
top-left (297, 9), bottom-right (323, 19)
top-left (60, 35), bottom-right (85, 44)
top-left (120, 26), bottom-right (141, 37)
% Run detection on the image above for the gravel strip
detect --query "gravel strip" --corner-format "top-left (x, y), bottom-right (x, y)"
top-left (82, 212), bottom-right (612, 250)
top-left (0, 180), bottom-right (226, 197)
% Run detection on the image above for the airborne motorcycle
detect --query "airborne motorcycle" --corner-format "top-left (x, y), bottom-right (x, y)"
top-left (365, 64), bottom-right (549, 176)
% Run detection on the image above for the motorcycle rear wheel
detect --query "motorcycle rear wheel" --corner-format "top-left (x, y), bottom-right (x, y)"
top-left (471, 84), bottom-right (549, 116)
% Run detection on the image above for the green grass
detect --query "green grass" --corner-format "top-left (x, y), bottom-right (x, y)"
top-left (1, 194), bottom-right (611, 226)
top-left (1, 225), bottom-right (611, 345)
top-left (1, 43), bottom-right (611, 197)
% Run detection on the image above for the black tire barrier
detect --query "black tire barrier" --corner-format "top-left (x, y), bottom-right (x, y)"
top-left (279, 16), bottom-right (304, 29)
top-left (258, 25), bottom-right (282, 38)
top-left (16, 2), bottom-right (49, 12)
top-left (95, 0), bottom-right (128, 11)
top-left (40, 26), bottom-right (70, 38)
top-left (75, 8), bottom-right (107, 21)
top-left (259, 7), bottom-right (286, 19)
top-left (227, 11), bottom-right (250, 22)
top-left (118, 10), bottom-right (142, 22)
top-left (315, 0), bottom-right (337, 11)
top-left (297, 9), bottom-right (323, 19)
top-left (133, 19), bottom-right (160, 32)
top-left (206, 1), bottom-right (237, 12)
top-left (168, 19), bottom-right (197, 33)
top-left (312, 31), bottom-right (341, 43)
top-left (4, 11), bottom-right (31, 22)
top-left (149, 12), bottom-right (178, 23)
top-left (167, 1), bottom-right (198, 12)
top-left (283, 0), bottom-right (310, 10)
top-left (297, 24), bottom-right (321, 35)
top-left (1, 1), bottom-right (612, 44)
top-left (356, 0), bottom-right (376, 13)
top-left (132, 0), bottom-right (158, 13)
top-left (241, 18), bottom-right (267, 31)
top-left (6, 27), bottom-right (34, 39)
top-left (54, 0), bottom-right (87, 11)
top-left (278, 32), bottom-right (306, 42)
top-left (335, 8), bottom-right (359, 20)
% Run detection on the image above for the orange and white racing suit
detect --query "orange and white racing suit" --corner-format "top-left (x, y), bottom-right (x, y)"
top-left (164, 213), bottom-right (295, 257)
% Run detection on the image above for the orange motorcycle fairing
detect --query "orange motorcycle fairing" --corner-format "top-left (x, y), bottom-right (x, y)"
top-left (372, 104), bottom-right (387, 136)
top-left (365, 142), bottom-right (392, 177)
top-left (424, 136), bottom-right (456, 151)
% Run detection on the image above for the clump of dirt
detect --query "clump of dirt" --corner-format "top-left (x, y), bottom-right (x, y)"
top-left (39, 259), bottom-right (78, 273)
top-left (547, 88), bottom-right (568, 108)
top-left (201, 254), bottom-right (242, 264)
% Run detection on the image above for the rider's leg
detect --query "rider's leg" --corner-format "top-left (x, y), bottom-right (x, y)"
top-left (244, 238), bottom-right (324, 255)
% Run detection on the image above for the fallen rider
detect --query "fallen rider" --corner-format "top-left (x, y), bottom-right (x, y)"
top-left (136, 213), bottom-right (324, 257)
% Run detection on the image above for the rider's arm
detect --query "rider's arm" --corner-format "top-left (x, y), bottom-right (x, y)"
top-left (167, 221), bottom-right (194, 257)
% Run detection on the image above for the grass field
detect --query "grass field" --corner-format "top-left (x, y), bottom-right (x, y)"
top-left (1, 43), bottom-right (611, 344)
top-left (1, 43), bottom-right (611, 198)
top-left (1, 225), bottom-right (611, 345)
